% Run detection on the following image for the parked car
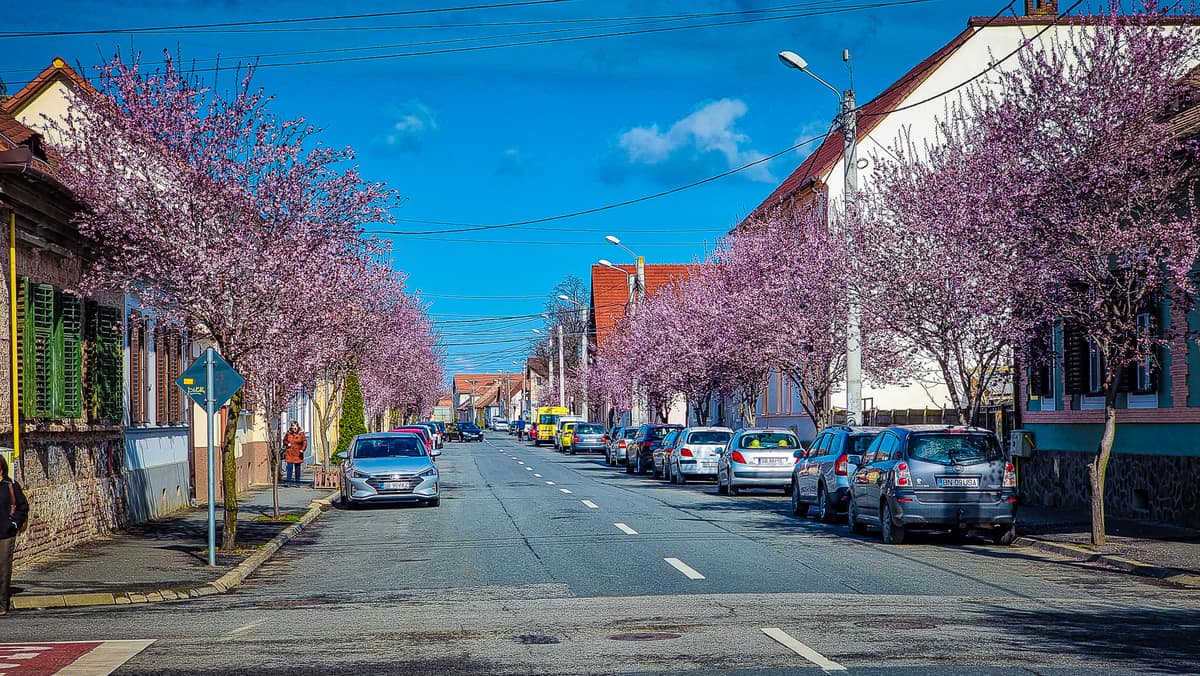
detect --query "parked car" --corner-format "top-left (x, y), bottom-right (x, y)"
top-left (458, 422), bottom-right (484, 442)
top-left (413, 421), bottom-right (443, 449)
top-left (666, 427), bottom-right (733, 484)
top-left (391, 426), bottom-right (435, 454)
top-left (493, 420), bottom-right (509, 432)
top-left (445, 421), bottom-right (460, 442)
top-left (652, 429), bottom-right (681, 479)
top-left (558, 422), bottom-right (580, 453)
top-left (606, 426), bottom-right (639, 466)
top-left (565, 422), bottom-right (607, 455)
top-left (625, 423), bottom-right (683, 474)
top-left (554, 415), bottom-right (585, 451)
top-left (717, 428), bottom-right (801, 495)
top-left (792, 425), bottom-right (884, 522)
top-left (847, 425), bottom-right (1017, 545)
top-left (340, 432), bottom-right (441, 508)
top-left (534, 406), bottom-right (569, 446)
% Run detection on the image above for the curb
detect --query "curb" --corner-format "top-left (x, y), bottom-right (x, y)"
top-left (1016, 536), bottom-right (1200, 589)
top-left (12, 490), bottom-right (340, 611)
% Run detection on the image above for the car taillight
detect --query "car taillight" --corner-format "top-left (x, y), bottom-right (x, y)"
top-left (1003, 461), bottom-right (1016, 488)
top-left (834, 454), bottom-right (849, 476)
top-left (680, 448), bottom-right (693, 457)
top-left (895, 462), bottom-right (912, 487)
top-left (730, 451), bottom-right (747, 464)
top-left (603, 435), bottom-right (608, 443)
top-left (619, 440), bottom-right (626, 449)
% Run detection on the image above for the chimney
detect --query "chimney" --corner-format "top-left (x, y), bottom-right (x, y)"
top-left (1024, 0), bottom-right (1058, 15)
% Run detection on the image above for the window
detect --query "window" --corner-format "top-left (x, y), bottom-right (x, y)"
top-left (87, 303), bottom-right (124, 422)
top-left (155, 327), bottom-right (186, 424)
top-left (687, 430), bottom-right (731, 445)
top-left (739, 432), bottom-right (798, 449)
top-left (1087, 340), bottom-right (1104, 395)
top-left (908, 433), bottom-right (1004, 466)
top-left (1134, 313), bottom-right (1154, 393)
top-left (128, 311), bottom-right (148, 425)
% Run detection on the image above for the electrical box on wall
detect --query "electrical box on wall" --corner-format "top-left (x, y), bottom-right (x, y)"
top-left (1010, 430), bottom-right (1035, 458)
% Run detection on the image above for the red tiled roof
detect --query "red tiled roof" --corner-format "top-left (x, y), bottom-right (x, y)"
top-left (2, 57), bottom-right (96, 115)
top-left (742, 25), bottom-right (975, 225)
top-left (452, 373), bottom-right (525, 397)
top-left (590, 263), bottom-right (692, 349)
top-left (0, 108), bottom-right (62, 180)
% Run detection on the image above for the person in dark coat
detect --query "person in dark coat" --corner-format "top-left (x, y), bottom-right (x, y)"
top-left (1, 454), bottom-right (29, 616)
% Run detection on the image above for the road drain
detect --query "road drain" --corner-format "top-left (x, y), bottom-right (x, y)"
top-left (608, 632), bottom-right (682, 641)
top-left (515, 634), bottom-right (560, 645)
top-left (854, 619), bottom-right (938, 630)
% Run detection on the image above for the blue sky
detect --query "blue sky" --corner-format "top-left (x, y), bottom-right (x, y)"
top-left (0, 0), bottom-right (1013, 376)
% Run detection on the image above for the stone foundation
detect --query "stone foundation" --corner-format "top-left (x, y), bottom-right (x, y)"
top-left (1019, 449), bottom-right (1200, 529)
top-left (8, 431), bottom-right (128, 566)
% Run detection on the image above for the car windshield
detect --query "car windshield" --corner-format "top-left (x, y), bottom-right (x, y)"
top-left (740, 432), bottom-right (798, 449)
top-left (909, 433), bottom-right (1004, 466)
top-left (353, 437), bottom-right (426, 459)
top-left (688, 430), bottom-right (731, 445)
top-left (460, 423), bottom-right (479, 431)
top-left (849, 434), bottom-right (880, 454)
top-left (540, 414), bottom-right (560, 425)
top-left (576, 424), bottom-right (604, 434)
top-left (622, 428), bottom-right (639, 439)
top-left (648, 427), bottom-right (678, 440)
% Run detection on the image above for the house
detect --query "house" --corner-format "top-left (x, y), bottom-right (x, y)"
top-left (0, 106), bottom-right (129, 564)
top-left (590, 263), bottom-right (691, 427)
top-left (452, 372), bottom-right (524, 425)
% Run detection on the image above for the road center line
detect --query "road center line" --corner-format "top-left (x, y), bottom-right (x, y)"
top-left (664, 557), bottom-right (705, 580)
top-left (614, 523), bottom-right (638, 535)
top-left (559, 488), bottom-right (572, 494)
top-left (525, 467), bottom-right (533, 471)
top-left (534, 473), bottom-right (543, 478)
top-left (228, 619), bottom-right (266, 636)
top-left (581, 500), bottom-right (598, 509)
top-left (545, 480), bottom-right (556, 485)
top-left (761, 628), bottom-right (846, 671)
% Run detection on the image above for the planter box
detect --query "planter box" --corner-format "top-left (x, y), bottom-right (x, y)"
top-left (312, 465), bottom-right (340, 489)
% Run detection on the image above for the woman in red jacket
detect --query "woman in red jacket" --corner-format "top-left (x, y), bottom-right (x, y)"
top-left (282, 421), bottom-right (308, 487)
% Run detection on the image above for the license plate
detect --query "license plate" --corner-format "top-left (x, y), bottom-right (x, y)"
top-left (382, 481), bottom-right (412, 490)
top-left (699, 463), bottom-right (716, 470)
top-left (936, 477), bottom-right (979, 488)
top-left (758, 457), bottom-right (788, 465)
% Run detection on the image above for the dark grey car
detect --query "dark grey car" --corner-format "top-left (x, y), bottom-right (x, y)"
top-left (567, 422), bottom-right (607, 455)
top-left (792, 425), bottom-right (884, 522)
top-left (847, 425), bottom-right (1017, 545)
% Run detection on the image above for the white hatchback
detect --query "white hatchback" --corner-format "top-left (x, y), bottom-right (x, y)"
top-left (667, 427), bottom-right (733, 483)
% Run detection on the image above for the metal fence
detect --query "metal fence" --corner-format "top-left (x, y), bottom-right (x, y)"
top-left (832, 404), bottom-right (1015, 444)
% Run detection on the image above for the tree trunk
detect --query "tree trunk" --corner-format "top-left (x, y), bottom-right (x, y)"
top-left (1089, 398), bottom-right (1118, 546)
top-left (221, 390), bottom-right (243, 552)
top-left (267, 407), bottom-right (282, 520)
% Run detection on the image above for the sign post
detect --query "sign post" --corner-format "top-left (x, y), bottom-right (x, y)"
top-left (177, 347), bottom-right (244, 567)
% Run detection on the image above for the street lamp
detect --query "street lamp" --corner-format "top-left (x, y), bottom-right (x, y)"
top-left (779, 48), bottom-right (862, 427)
top-left (558, 294), bottom-right (589, 419)
top-left (604, 236), bottom-right (646, 425)
top-left (533, 328), bottom-right (554, 405)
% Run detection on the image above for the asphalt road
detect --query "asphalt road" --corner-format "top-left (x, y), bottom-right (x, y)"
top-left (6, 433), bottom-right (1200, 674)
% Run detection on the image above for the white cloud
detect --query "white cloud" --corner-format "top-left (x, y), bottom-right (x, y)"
top-left (383, 100), bottom-right (439, 152)
top-left (613, 98), bottom-right (774, 183)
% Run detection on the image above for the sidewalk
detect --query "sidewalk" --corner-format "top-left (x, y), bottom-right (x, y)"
top-left (12, 475), bottom-right (332, 607)
top-left (1018, 505), bottom-right (1200, 584)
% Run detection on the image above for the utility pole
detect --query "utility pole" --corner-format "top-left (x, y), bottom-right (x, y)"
top-left (842, 87), bottom-right (862, 426)
top-left (557, 324), bottom-right (565, 408)
top-left (579, 303), bottom-right (588, 420)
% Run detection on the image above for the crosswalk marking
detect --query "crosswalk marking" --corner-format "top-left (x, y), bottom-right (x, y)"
top-left (761, 628), bottom-right (846, 671)
top-left (664, 557), bottom-right (705, 580)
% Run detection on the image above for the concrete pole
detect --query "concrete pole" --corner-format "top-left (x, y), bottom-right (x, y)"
top-left (580, 304), bottom-right (588, 420)
top-left (842, 89), bottom-right (862, 426)
top-left (557, 324), bottom-right (565, 408)
top-left (632, 256), bottom-right (645, 426)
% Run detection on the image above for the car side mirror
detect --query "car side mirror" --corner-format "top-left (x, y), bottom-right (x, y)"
top-left (793, 450), bottom-right (805, 459)
top-left (431, 448), bottom-right (442, 457)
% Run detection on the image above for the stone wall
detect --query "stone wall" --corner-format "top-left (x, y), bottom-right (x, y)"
top-left (1019, 449), bottom-right (1200, 528)
top-left (9, 430), bottom-right (128, 566)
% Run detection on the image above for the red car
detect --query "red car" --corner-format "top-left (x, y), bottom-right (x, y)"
top-left (391, 426), bottom-right (434, 454)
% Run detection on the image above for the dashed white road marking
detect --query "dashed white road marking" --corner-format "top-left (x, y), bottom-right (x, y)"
top-left (545, 480), bottom-right (556, 485)
top-left (581, 500), bottom-right (599, 509)
top-left (534, 473), bottom-right (543, 478)
top-left (525, 467), bottom-right (533, 471)
top-left (559, 488), bottom-right (572, 494)
top-left (664, 557), bottom-right (705, 580)
top-left (517, 461), bottom-right (525, 465)
top-left (229, 619), bottom-right (266, 636)
top-left (761, 628), bottom-right (846, 671)
top-left (614, 523), bottom-right (638, 535)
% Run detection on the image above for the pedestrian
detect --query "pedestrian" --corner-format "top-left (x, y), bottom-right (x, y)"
top-left (282, 421), bottom-right (308, 487)
top-left (515, 417), bottom-right (526, 441)
top-left (1, 454), bottom-right (29, 616)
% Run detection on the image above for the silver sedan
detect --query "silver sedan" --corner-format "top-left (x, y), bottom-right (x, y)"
top-left (717, 428), bottom-right (801, 495)
top-left (341, 432), bottom-right (442, 508)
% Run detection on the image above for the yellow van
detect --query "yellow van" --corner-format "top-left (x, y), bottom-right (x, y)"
top-left (534, 406), bottom-right (569, 446)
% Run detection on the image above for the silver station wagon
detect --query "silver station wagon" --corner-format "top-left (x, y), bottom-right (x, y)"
top-left (847, 425), bottom-right (1017, 544)
top-left (341, 432), bottom-right (442, 508)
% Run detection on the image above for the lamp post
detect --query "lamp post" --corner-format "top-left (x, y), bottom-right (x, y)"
top-left (533, 328), bottom-right (552, 406)
top-left (558, 293), bottom-right (589, 419)
top-left (778, 48), bottom-right (862, 426)
top-left (604, 236), bottom-right (646, 425)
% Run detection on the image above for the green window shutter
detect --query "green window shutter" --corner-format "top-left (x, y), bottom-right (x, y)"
top-left (58, 292), bottom-right (83, 418)
top-left (85, 303), bottom-right (124, 423)
top-left (27, 283), bottom-right (56, 418)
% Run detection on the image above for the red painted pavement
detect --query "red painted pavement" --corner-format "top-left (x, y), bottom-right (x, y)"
top-left (0, 642), bottom-right (103, 675)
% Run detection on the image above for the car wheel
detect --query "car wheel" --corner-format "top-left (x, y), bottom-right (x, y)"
top-left (992, 523), bottom-right (1017, 546)
top-left (790, 479), bottom-right (805, 516)
top-left (626, 456), bottom-right (634, 473)
top-left (848, 499), bottom-right (867, 534)
top-left (728, 480), bottom-right (739, 495)
top-left (818, 484), bottom-right (837, 523)
top-left (881, 501), bottom-right (906, 545)
top-left (717, 470), bottom-right (728, 495)
top-left (675, 465), bottom-right (687, 485)
top-left (635, 456), bottom-right (645, 474)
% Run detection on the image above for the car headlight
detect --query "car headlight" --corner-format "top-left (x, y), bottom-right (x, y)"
top-left (418, 467), bottom-right (438, 479)
top-left (346, 468), bottom-right (370, 479)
